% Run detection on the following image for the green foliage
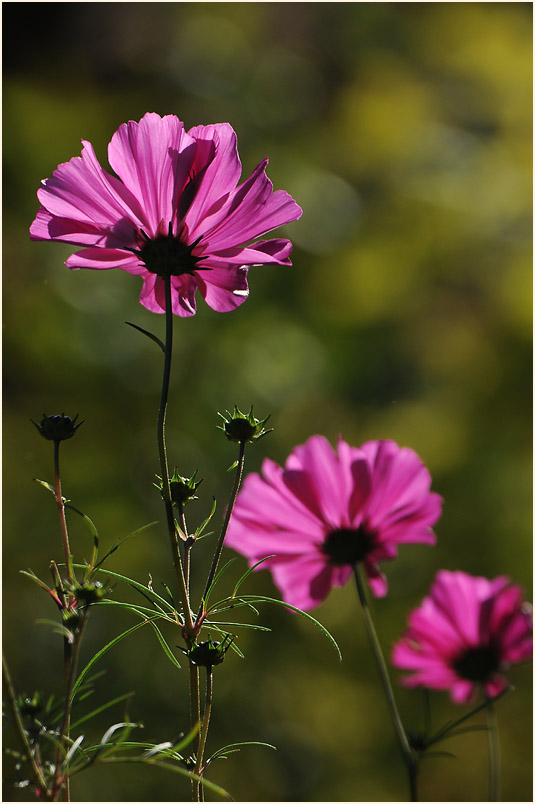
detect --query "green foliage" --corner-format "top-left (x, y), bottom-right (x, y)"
top-left (3, 2), bottom-right (532, 800)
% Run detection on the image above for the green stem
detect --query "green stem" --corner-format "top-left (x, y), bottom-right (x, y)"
top-left (353, 566), bottom-right (418, 801)
top-left (53, 610), bottom-right (89, 801)
top-left (52, 439), bottom-right (77, 801)
top-left (197, 440), bottom-right (246, 622)
top-left (157, 273), bottom-right (192, 632)
top-left (53, 441), bottom-right (73, 588)
top-left (427, 686), bottom-right (509, 747)
top-left (157, 273), bottom-right (200, 802)
top-left (177, 501), bottom-right (191, 596)
top-left (2, 654), bottom-right (50, 798)
top-left (486, 697), bottom-right (501, 801)
top-left (194, 668), bottom-right (213, 802)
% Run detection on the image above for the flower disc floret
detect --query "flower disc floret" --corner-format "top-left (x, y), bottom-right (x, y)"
top-left (225, 435), bottom-right (443, 610)
top-left (131, 225), bottom-right (205, 278)
top-left (322, 526), bottom-right (376, 566)
top-left (30, 113), bottom-right (302, 317)
top-left (391, 570), bottom-right (533, 703)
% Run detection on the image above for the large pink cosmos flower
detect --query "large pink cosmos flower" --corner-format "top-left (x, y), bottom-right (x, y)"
top-left (391, 570), bottom-right (533, 703)
top-left (225, 435), bottom-right (443, 610)
top-left (30, 112), bottom-right (302, 316)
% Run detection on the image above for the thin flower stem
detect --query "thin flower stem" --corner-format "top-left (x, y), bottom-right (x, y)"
top-left (427, 687), bottom-right (509, 747)
top-left (486, 697), bottom-right (501, 801)
top-left (194, 668), bottom-right (213, 802)
top-left (53, 441), bottom-right (73, 587)
top-left (158, 273), bottom-right (192, 633)
top-left (53, 609), bottom-right (89, 802)
top-left (197, 440), bottom-right (246, 622)
top-left (177, 501), bottom-right (191, 596)
top-left (353, 566), bottom-right (418, 801)
top-left (158, 273), bottom-right (200, 802)
top-left (189, 660), bottom-right (201, 732)
top-left (52, 439), bottom-right (76, 801)
top-left (2, 654), bottom-right (50, 798)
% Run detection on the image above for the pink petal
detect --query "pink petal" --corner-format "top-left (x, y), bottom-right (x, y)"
top-left (137, 273), bottom-right (198, 317)
top-left (30, 208), bottom-right (106, 246)
top-left (197, 159), bottom-right (302, 249)
top-left (284, 435), bottom-right (347, 527)
top-left (392, 644), bottom-right (457, 683)
top-left (450, 679), bottom-right (476, 704)
top-left (108, 112), bottom-right (197, 236)
top-left (181, 122), bottom-right (242, 233)
top-left (406, 600), bottom-right (465, 653)
top-left (361, 441), bottom-right (442, 533)
top-left (205, 238), bottom-right (294, 267)
top-left (431, 571), bottom-right (484, 645)
top-left (36, 140), bottom-right (145, 231)
top-left (269, 555), bottom-right (336, 611)
top-left (482, 582), bottom-right (522, 634)
top-left (362, 561), bottom-right (388, 597)
top-left (483, 677), bottom-right (508, 699)
top-left (227, 466), bottom-right (324, 542)
top-left (194, 265), bottom-right (249, 313)
top-left (65, 248), bottom-right (145, 273)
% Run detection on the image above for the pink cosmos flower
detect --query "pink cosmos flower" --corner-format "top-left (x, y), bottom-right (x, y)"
top-left (225, 435), bottom-right (443, 610)
top-left (30, 112), bottom-right (302, 316)
top-left (391, 570), bottom-right (533, 703)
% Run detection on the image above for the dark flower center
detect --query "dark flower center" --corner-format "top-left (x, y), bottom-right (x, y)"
top-left (322, 525), bottom-right (375, 566)
top-left (452, 644), bottom-right (501, 683)
top-left (134, 226), bottom-right (205, 277)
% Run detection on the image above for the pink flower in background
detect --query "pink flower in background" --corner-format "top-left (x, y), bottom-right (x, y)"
top-left (391, 570), bottom-right (533, 703)
top-left (30, 113), bottom-right (302, 316)
top-left (225, 435), bottom-right (442, 610)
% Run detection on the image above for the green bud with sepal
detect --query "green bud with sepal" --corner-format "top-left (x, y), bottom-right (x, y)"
top-left (72, 580), bottom-right (107, 606)
top-left (154, 468), bottom-right (203, 506)
top-left (31, 413), bottom-right (83, 442)
top-left (187, 635), bottom-right (234, 668)
top-left (218, 405), bottom-right (272, 444)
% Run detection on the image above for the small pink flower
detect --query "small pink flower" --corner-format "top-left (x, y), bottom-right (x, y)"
top-left (225, 435), bottom-right (442, 610)
top-left (391, 570), bottom-right (533, 703)
top-left (30, 113), bottom-right (302, 316)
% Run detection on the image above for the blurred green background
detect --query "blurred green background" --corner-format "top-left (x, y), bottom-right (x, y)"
top-left (3, 2), bottom-right (532, 801)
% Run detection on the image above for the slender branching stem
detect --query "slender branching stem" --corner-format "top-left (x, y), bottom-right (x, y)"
top-left (353, 566), bottom-right (419, 801)
top-left (486, 696), bottom-right (501, 801)
top-left (197, 440), bottom-right (246, 622)
top-left (3, 654), bottom-right (50, 798)
top-left (194, 668), bottom-right (213, 802)
top-left (426, 686), bottom-right (509, 748)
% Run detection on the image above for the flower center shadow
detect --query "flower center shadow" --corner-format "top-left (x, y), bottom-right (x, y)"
top-left (322, 526), bottom-right (375, 566)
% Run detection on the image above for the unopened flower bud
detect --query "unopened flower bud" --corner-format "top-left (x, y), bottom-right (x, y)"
top-left (218, 406), bottom-right (272, 444)
top-left (154, 468), bottom-right (202, 506)
top-left (32, 413), bottom-right (83, 442)
top-left (187, 635), bottom-right (234, 668)
top-left (73, 580), bottom-right (106, 606)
